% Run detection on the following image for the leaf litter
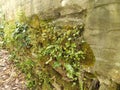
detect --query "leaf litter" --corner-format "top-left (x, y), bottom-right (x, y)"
top-left (0, 50), bottom-right (27, 90)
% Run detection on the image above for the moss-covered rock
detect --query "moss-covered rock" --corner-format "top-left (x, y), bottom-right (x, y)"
top-left (3, 13), bottom-right (98, 89)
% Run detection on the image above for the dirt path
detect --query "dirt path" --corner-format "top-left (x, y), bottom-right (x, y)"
top-left (0, 50), bottom-right (27, 90)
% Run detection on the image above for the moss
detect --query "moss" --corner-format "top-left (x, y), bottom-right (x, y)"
top-left (81, 42), bottom-right (95, 67)
top-left (29, 15), bottom-right (40, 29)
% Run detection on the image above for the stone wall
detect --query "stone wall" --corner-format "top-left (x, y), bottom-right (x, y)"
top-left (0, 0), bottom-right (88, 20)
top-left (85, 0), bottom-right (120, 89)
top-left (0, 0), bottom-right (60, 20)
top-left (0, 0), bottom-right (120, 89)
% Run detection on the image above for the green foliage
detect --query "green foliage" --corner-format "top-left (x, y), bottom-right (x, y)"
top-left (12, 22), bottom-right (31, 49)
top-left (3, 12), bottom-right (95, 89)
top-left (0, 10), bottom-right (5, 42)
top-left (38, 26), bottom-right (85, 82)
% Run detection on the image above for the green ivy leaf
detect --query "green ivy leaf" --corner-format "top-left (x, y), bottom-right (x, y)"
top-left (64, 63), bottom-right (74, 79)
top-left (53, 61), bottom-right (61, 68)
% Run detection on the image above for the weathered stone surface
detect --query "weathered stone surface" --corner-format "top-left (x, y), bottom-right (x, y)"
top-left (84, 0), bottom-right (120, 89)
top-left (0, 0), bottom-right (120, 89)
top-left (0, 0), bottom-right (88, 20)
